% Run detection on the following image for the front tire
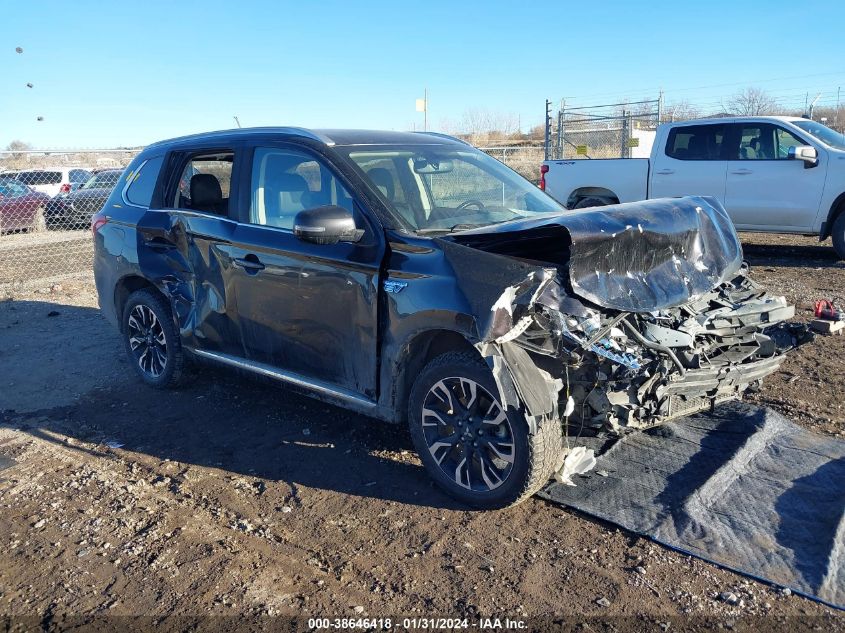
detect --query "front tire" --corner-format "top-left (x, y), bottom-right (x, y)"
top-left (408, 351), bottom-right (562, 509)
top-left (832, 212), bottom-right (845, 260)
top-left (122, 289), bottom-right (184, 388)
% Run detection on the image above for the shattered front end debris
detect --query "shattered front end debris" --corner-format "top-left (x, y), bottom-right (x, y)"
top-left (444, 196), bottom-right (811, 436)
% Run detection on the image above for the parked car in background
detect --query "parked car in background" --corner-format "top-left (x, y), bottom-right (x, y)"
top-left (45, 168), bottom-right (124, 228)
top-left (0, 177), bottom-right (49, 233)
top-left (541, 116), bottom-right (845, 258)
top-left (15, 168), bottom-right (92, 198)
top-left (92, 127), bottom-right (808, 508)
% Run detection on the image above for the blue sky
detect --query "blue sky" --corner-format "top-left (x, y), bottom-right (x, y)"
top-left (2, 0), bottom-right (845, 148)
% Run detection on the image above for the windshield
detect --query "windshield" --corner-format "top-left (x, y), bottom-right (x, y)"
top-left (792, 120), bottom-right (845, 150)
top-left (81, 171), bottom-right (122, 190)
top-left (342, 144), bottom-right (563, 232)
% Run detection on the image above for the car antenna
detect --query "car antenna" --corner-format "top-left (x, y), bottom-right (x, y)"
top-left (233, 116), bottom-right (242, 129)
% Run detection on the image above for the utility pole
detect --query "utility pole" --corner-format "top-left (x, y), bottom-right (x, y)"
top-left (657, 89), bottom-right (664, 125)
top-left (836, 86), bottom-right (841, 131)
top-left (544, 99), bottom-right (552, 161)
top-left (808, 93), bottom-right (822, 120)
top-left (556, 99), bottom-right (564, 160)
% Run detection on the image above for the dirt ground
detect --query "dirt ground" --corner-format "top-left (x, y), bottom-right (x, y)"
top-left (0, 233), bottom-right (843, 631)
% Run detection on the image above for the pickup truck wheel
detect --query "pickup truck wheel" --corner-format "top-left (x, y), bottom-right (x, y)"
top-left (572, 196), bottom-right (610, 210)
top-left (408, 351), bottom-right (562, 509)
top-left (122, 289), bottom-right (184, 388)
top-left (832, 212), bottom-right (845, 260)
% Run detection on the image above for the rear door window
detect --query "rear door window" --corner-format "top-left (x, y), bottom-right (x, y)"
top-left (175, 152), bottom-right (234, 216)
top-left (125, 156), bottom-right (164, 208)
top-left (665, 125), bottom-right (726, 160)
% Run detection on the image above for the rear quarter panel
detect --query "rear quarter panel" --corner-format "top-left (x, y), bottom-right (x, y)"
top-left (93, 157), bottom-right (158, 327)
top-left (543, 159), bottom-right (649, 205)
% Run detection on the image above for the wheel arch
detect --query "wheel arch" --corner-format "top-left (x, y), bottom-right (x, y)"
top-left (821, 192), bottom-right (845, 240)
top-left (566, 186), bottom-right (619, 209)
top-left (389, 328), bottom-right (480, 425)
top-left (114, 275), bottom-right (169, 333)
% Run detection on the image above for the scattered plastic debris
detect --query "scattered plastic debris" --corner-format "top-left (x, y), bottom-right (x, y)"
top-left (554, 446), bottom-right (597, 486)
top-left (814, 299), bottom-right (843, 321)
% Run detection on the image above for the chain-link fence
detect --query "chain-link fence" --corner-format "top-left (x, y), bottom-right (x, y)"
top-left (548, 98), bottom-right (662, 160)
top-left (0, 149), bottom-right (139, 292)
top-left (0, 141), bottom-right (550, 293)
top-left (477, 145), bottom-right (545, 182)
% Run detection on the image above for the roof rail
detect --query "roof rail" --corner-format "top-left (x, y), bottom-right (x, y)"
top-left (279, 127), bottom-right (335, 145)
top-left (146, 126), bottom-right (335, 148)
top-left (412, 131), bottom-right (472, 146)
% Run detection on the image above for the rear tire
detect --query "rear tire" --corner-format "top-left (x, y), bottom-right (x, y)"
top-left (832, 212), bottom-right (845, 260)
top-left (122, 289), bottom-right (184, 388)
top-left (408, 351), bottom-right (562, 509)
top-left (572, 196), bottom-right (612, 210)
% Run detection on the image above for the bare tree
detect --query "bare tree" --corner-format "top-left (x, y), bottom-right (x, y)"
top-left (448, 108), bottom-right (520, 144)
top-left (3, 140), bottom-right (32, 169)
top-left (663, 100), bottom-right (701, 122)
top-left (727, 87), bottom-right (778, 116)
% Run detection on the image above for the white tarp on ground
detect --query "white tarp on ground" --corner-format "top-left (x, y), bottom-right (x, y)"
top-left (539, 402), bottom-right (845, 610)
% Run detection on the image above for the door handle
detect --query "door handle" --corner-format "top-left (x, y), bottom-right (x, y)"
top-left (731, 168), bottom-right (753, 175)
top-left (655, 169), bottom-right (674, 175)
top-left (233, 255), bottom-right (265, 274)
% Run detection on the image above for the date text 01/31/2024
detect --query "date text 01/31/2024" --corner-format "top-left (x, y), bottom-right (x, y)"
top-left (307, 617), bottom-right (528, 630)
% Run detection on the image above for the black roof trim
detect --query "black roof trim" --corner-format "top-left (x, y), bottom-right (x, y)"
top-left (145, 128), bottom-right (469, 150)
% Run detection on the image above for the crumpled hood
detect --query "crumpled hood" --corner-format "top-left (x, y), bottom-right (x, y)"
top-left (446, 196), bottom-right (743, 313)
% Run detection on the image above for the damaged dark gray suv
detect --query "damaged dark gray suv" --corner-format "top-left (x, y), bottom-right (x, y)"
top-left (93, 128), bottom-right (807, 508)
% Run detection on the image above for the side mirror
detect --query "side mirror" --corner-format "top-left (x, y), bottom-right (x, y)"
top-left (787, 145), bottom-right (818, 168)
top-left (293, 205), bottom-right (363, 245)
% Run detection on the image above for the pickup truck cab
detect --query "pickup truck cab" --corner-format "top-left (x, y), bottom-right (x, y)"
top-left (543, 116), bottom-right (845, 258)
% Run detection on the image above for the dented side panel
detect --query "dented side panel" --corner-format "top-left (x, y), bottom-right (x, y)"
top-left (229, 219), bottom-right (384, 399)
top-left (135, 210), bottom-right (244, 356)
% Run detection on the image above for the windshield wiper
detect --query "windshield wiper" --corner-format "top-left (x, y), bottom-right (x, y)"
top-left (416, 223), bottom-right (486, 235)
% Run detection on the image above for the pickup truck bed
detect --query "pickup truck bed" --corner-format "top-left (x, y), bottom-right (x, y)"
top-left (544, 158), bottom-right (648, 208)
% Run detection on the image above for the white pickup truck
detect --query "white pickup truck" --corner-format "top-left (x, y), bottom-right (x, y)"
top-left (541, 116), bottom-right (845, 258)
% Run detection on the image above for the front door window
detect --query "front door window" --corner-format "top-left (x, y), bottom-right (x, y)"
top-left (249, 147), bottom-right (353, 229)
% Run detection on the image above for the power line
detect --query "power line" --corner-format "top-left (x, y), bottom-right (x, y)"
top-left (560, 70), bottom-right (845, 106)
